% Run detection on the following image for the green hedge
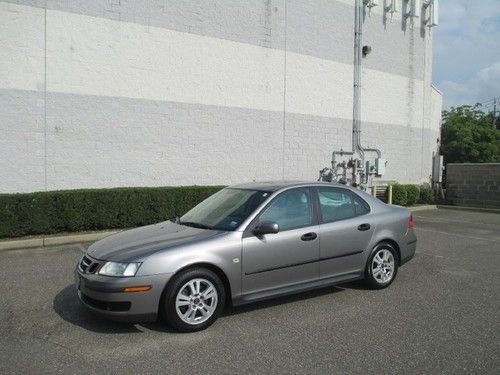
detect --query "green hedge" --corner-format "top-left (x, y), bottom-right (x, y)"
top-left (391, 184), bottom-right (408, 206)
top-left (387, 184), bottom-right (435, 206)
top-left (0, 186), bottom-right (224, 239)
top-left (405, 185), bottom-right (420, 206)
top-left (418, 186), bottom-right (435, 204)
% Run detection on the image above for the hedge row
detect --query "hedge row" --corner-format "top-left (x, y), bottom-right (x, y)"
top-left (388, 184), bottom-right (436, 206)
top-left (0, 186), bottom-right (224, 239)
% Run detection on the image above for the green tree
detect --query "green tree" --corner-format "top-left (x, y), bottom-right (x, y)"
top-left (440, 104), bottom-right (500, 164)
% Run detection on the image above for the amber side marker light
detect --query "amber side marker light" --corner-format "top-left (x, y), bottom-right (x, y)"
top-left (123, 285), bottom-right (152, 293)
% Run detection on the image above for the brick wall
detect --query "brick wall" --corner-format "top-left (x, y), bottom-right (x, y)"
top-left (446, 163), bottom-right (500, 209)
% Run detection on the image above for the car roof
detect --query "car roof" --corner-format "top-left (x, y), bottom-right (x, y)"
top-left (229, 180), bottom-right (346, 192)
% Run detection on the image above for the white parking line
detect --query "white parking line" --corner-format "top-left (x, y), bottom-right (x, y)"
top-left (416, 251), bottom-right (444, 258)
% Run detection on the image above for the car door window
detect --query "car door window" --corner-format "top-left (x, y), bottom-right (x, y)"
top-left (258, 188), bottom-right (313, 231)
top-left (318, 188), bottom-right (368, 223)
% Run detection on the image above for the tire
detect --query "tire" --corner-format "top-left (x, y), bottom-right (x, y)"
top-left (364, 242), bottom-right (399, 289)
top-left (160, 268), bottom-right (225, 332)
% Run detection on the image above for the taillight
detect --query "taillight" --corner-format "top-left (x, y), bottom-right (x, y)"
top-left (408, 214), bottom-right (414, 230)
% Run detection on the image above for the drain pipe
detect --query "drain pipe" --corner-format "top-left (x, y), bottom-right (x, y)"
top-left (353, 0), bottom-right (381, 162)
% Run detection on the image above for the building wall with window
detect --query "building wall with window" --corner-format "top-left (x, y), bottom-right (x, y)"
top-left (0, 0), bottom-right (442, 193)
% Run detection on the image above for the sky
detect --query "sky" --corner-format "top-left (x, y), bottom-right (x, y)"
top-left (433, 0), bottom-right (500, 110)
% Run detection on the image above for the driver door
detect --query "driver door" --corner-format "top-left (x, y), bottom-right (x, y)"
top-left (241, 187), bottom-right (320, 295)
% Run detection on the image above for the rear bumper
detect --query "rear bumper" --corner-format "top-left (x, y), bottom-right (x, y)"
top-left (75, 268), bottom-right (173, 323)
top-left (400, 230), bottom-right (417, 266)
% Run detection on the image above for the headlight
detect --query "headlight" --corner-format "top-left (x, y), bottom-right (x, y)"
top-left (98, 262), bottom-right (141, 277)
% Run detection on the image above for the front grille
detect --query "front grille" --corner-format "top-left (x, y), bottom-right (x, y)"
top-left (80, 293), bottom-right (131, 312)
top-left (88, 263), bottom-right (99, 273)
top-left (78, 255), bottom-right (100, 274)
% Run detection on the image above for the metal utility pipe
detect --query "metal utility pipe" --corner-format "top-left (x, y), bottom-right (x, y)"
top-left (331, 149), bottom-right (353, 169)
top-left (353, 0), bottom-right (363, 160)
top-left (353, 0), bottom-right (381, 162)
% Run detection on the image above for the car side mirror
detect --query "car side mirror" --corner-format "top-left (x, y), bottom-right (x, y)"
top-left (253, 222), bottom-right (279, 236)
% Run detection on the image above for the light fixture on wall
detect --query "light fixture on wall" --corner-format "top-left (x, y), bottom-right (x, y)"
top-left (364, 0), bottom-right (379, 15)
top-left (422, 0), bottom-right (439, 27)
top-left (362, 45), bottom-right (372, 57)
top-left (384, 0), bottom-right (399, 20)
top-left (384, 0), bottom-right (398, 13)
top-left (364, 0), bottom-right (379, 8)
top-left (404, 0), bottom-right (421, 18)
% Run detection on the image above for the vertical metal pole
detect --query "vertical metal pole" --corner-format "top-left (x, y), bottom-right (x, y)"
top-left (388, 185), bottom-right (393, 204)
top-left (493, 98), bottom-right (498, 129)
top-left (353, 0), bottom-right (381, 189)
top-left (353, 0), bottom-right (363, 162)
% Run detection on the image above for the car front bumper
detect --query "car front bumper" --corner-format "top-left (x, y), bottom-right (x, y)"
top-left (75, 266), bottom-right (173, 323)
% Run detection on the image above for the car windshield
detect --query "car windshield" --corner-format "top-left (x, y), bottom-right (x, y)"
top-left (180, 188), bottom-right (271, 231)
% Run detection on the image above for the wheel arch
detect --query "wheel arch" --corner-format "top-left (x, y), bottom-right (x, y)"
top-left (375, 238), bottom-right (401, 265)
top-left (163, 262), bottom-right (233, 307)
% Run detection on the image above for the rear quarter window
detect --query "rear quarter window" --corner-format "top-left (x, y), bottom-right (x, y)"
top-left (318, 187), bottom-right (370, 223)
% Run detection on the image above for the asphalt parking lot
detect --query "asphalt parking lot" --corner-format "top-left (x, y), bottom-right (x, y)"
top-left (0, 208), bottom-right (499, 374)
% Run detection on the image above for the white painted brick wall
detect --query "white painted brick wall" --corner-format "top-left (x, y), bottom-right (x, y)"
top-left (0, 1), bottom-right (442, 193)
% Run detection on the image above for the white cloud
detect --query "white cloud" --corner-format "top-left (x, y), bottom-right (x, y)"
top-left (439, 62), bottom-right (500, 108)
top-left (433, 0), bottom-right (500, 108)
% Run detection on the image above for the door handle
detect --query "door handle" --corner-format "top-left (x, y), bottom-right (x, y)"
top-left (357, 223), bottom-right (371, 231)
top-left (301, 232), bottom-right (317, 241)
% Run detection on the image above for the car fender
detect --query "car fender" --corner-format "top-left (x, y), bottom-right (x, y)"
top-left (136, 232), bottom-right (243, 299)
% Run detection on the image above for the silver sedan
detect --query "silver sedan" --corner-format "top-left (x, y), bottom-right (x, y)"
top-left (75, 181), bottom-right (416, 332)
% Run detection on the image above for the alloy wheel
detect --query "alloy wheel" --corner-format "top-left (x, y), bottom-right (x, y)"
top-left (175, 278), bottom-right (218, 325)
top-left (371, 249), bottom-right (395, 284)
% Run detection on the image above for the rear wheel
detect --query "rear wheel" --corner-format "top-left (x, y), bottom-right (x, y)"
top-left (161, 268), bottom-right (225, 332)
top-left (364, 242), bottom-right (399, 289)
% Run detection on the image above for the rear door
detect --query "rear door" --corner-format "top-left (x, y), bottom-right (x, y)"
top-left (315, 187), bottom-right (375, 279)
top-left (242, 187), bottom-right (320, 294)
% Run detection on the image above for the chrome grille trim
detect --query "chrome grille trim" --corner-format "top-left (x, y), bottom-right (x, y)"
top-left (78, 255), bottom-right (100, 274)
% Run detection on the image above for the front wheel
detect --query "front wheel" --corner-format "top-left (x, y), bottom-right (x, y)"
top-left (161, 268), bottom-right (225, 332)
top-left (364, 243), bottom-right (399, 289)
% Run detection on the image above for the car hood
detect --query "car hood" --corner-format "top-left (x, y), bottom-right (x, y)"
top-left (86, 221), bottom-right (223, 262)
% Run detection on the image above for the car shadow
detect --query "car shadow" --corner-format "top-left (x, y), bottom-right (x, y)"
top-left (53, 285), bottom-right (143, 334)
top-left (221, 281), bottom-right (366, 317)
top-left (54, 281), bottom-right (368, 334)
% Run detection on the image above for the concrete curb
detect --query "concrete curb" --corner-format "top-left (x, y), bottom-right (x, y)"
top-left (0, 230), bottom-right (120, 252)
top-left (0, 238), bottom-right (44, 251)
top-left (437, 205), bottom-right (500, 214)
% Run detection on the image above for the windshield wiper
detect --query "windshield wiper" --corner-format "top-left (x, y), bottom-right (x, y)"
top-left (179, 221), bottom-right (213, 230)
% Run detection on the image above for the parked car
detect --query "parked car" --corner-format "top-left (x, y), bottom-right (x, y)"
top-left (75, 181), bottom-right (416, 332)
